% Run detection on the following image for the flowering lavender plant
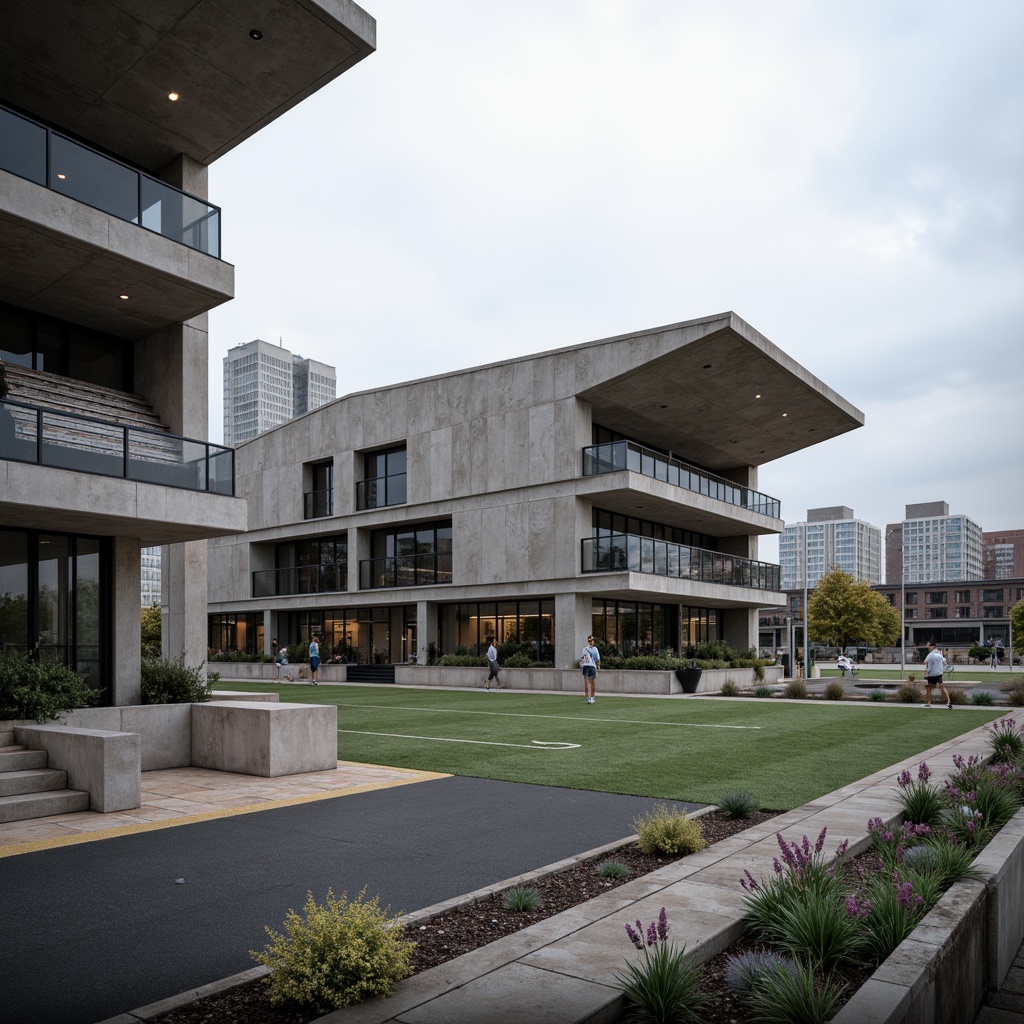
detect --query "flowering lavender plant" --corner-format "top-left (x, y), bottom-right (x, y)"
top-left (894, 761), bottom-right (944, 826)
top-left (615, 909), bottom-right (705, 1023)
top-left (855, 869), bottom-right (930, 962)
top-left (867, 817), bottom-right (932, 870)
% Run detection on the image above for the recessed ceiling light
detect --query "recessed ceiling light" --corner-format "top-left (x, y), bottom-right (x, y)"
top-left (754, 393), bottom-right (761, 399)
top-left (782, 412), bottom-right (788, 417)
top-left (119, 294), bottom-right (129, 300)
top-left (57, 172), bottom-right (67, 180)
top-left (249, 28), bottom-right (263, 40)
top-left (168, 91), bottom-right (180, 101)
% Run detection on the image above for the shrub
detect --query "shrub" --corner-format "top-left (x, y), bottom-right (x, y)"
top-left (851, 871), bottom-right (931, 963)
top-left (947, 685), bottom-right (968, 705)
top-left (901, 838), bottom-right (982, 889)
top-left (744, 958), bottom-right (845, 1024)
top-left (597, 859), bottom-right (631, 879)
top-left (616, 909), bottom-right (704, 1024)
top-left (723, 949), bottom-right (798, 996)
top-left (784, 679), bottom-right (808, 699)
top-left (895, 763), bottom-right (944, 826)
top-left (987, 716), bottom-right (1024, 763)
top-left (503, 652), bottom-right (532, 668)
top-left (719, 679), bottom-right (739, 697)
top-left (436, 654), bottom-right (487, 667)
top-left (773, 892), bottom-right (863, 970)
top-left (0, 653), bottom-right (98, 722)
top-left (869, 689), bottom-right (888, 702)
top-left (893, 680), bottom-right (923, 704)
top-left (971, 690), bottom-right (996, 706)
top-left (908, 673), bottom-right (917, 682)
top-left (823, 681), bottom-right (845, 701)
top-left (140, 655), bottom-right (216, 704)
top-left (633, 804), bottom-right (707, 856)
top-left (502, 885), bottom-right (542, 911)
top-left (754, 685), bottom-right (774, 699)
top-left (717, 791), bottom-right (758, 819)
top-left (251, 888), bottom-right (413, 1012)
top-left (287, 642), bottom-right (309, 664)
top-left (1006, 684), bottom-right (1024, 708)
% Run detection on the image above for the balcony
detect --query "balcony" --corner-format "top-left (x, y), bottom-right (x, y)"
top-left (252, 564), bottom-right (347, 599)
top-left (359, 552), bottom-right (452, 590)
top-left (581, 534), bottom-right (781, 591)
top-left (304, 488), bottom-right (333, 519)
top-left (582, 441), bottom-right (780, 519)
top-left (0, 398), bottom-right (233, 495)
top-left (1, 104), bottom-right (220, 258)
top-left (356, 473), bottom-right (407, 510)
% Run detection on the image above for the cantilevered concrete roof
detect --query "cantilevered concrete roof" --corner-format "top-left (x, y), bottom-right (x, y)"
top-left (0, 0), bottom-right (376, 173)
top-left (574, 312), bottom-right (864, 472)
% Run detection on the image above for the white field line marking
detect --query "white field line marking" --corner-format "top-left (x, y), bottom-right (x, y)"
top-left (338, 730), bottom-right (580, 750)
top-left (334, 702), bottom-right (761, 730)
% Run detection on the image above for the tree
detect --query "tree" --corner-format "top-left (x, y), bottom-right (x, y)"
top-left (141, 603), bottom-right (162, 658)
top-left (1011, 597), bottom-right (1024, 657)
top-left (808, 567), bottom-right (901, 649)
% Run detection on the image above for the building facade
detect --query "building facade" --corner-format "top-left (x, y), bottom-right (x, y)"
top-left (779, 506), bottom-right (881, 590)
top-left (208, 313), bottom-right (863, 668)
top-left (0, 2), bottom-right (374, 703)
top-left (874, 579), bottom-right (1024, 649)
top-left (223, 339), bottom-right (337, 446)
top-left (984, 529), bottom-right (1024, 580)
top-left (888, 502), bottom-right (984, 584)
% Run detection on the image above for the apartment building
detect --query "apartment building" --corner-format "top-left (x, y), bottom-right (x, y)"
top-left (0, 1), bottom-right (374, 703)
top-left (779, 506), bottom-right (881, 590)
top-left (222, 339), bottom-right (337, 446)
top-left (984, 529), bottom-right (1024, 580)
top-left (208, 313), bottom-right (864, 669)
top-left (886, 502), bottom-right (983, 585)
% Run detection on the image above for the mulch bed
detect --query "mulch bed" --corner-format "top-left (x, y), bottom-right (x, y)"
top-left (152, 810), bottom-right (785, 1024)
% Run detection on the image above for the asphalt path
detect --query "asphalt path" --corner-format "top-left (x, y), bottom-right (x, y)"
top-left (3, 776), bottom-right (696, 1024)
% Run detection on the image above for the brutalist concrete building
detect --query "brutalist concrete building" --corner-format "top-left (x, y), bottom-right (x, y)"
top-left (208, 313), bottom-right (863, 671)
top-left (0, 1), bottom-right (375, 704)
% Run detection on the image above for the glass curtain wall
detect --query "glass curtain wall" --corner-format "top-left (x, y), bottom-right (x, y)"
top-left (0, 527), bottom-right (109, 693)
top-left (437, 599), bottom-right (555, 662)
top-left (269, 606), bottom-right (415, 664)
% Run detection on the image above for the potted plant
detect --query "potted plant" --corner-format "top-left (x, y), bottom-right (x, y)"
top-left (675, 662), bottom-right (702, 693)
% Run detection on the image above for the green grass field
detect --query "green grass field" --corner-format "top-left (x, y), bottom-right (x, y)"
top-left (230, 683), bottom-right (1004, 810)
top-left (819, 667), bottom-right (1023, 683)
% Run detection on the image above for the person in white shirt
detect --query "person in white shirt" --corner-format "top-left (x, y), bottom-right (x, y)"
top-left (484, 638), bottom-right (502, 690)
top-left (580, 635), bottom-right (601, 704)
top-left (923, 641), bottom-right (952, 709)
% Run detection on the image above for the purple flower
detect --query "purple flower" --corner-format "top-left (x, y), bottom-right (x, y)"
top-left (814, 827), bottom-right (827, 854)
top-left (646, 920), bottom-right (658, 947)
top-left (657, 907), bottom-right (668, 942)
top-left (624, 922), bottom-right (643, 950)
top-left (897, 770), bottom-right (912, 789)
top-left (740, 869), bottom-right (760, 892)
top-left (917, 762), bottom-right (931, 783)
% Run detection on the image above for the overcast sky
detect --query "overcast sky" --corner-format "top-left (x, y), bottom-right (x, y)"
top-left (207, 1), bottom-right (1023, 571)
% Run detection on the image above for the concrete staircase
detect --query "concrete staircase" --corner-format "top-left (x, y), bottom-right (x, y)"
top-left (0, 728), bottom-right (90, 823)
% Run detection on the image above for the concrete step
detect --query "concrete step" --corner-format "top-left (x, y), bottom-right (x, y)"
top-left (0, 729), bottom-right (15, 746)
top-left (0, 748), bottom-right (47, 771)
top-left (0, 788), bottom-right (89, 823)
top-left (0, 767), bottom-right (69, 798)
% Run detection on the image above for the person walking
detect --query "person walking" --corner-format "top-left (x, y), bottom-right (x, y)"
top-left (308, 634), bottom-right (320, 685)
top-left (923, 640), bottom-right (951, 709)
top-left (484, 637), bottom-right (502, 690)
top-left (580, 634), bottom-right (601, 704)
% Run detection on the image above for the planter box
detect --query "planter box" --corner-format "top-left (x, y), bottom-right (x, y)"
top-left (675, 668), bottom-right (702, 693)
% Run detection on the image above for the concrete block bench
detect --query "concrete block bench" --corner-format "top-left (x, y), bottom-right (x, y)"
top-left (14, 723), bottom-right (141, 812)
top-left (191, 701), bottom-right (337, 777)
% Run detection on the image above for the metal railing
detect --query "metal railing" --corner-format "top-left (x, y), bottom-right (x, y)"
top-left (1, 102), bottom-right (221, 258)
top-left (304, 488), bottom-right (333, 519)
top-left (581, 534), bottom-right (781, 591)
top-left (356, 472), bottom-right (407, 510)
top-left (359, 552), bottom-right (452, 590)
top-left (582, 440), bottom-right (780, 518)
top-left (252, 564), bottom-right (347, 598)
top-left (0, 398), bottom-right (234, 495)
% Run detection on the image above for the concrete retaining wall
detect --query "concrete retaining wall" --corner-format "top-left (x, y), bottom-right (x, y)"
top-left (59, 704), bottom-right (192, 770)
top-left (832, 807), bottom-right (1024, 1024)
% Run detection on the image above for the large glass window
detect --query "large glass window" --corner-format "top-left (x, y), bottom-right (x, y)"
top-left (361, 520), bottom-right (451, 589)
top-left (305, 461), bottom-right (333, 519)
top-left (252, 534), bottom-right (348, 598)
top-left (591, 599), bottom-right (685, 657)
top-left (0, 527), bottom-right (109, 693)
top-left (438, 599), bottom-right (555, 663)
top-left (982, 589), bottom-right (1004, 603)
top-left (357, 445), bottom-right (407, 509)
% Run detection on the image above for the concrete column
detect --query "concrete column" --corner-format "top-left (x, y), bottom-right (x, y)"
top-left (417, 600), bottom-right (437, 664)
top-left (722, 607), bottom-right (759, 652)
top-left (555, 592), bottom-right (592, 669)
top-left (263, 609), bottom-right (274, 657)
top-left (111, 536), bottom-right (142, 706)
top-left (350, 526), bottom-right (370, 593)
top-left (162, 540), bottom-right (209, 668)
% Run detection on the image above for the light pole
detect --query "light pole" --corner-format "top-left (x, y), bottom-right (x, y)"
top-left (803, 524), bottom-right (810, 679)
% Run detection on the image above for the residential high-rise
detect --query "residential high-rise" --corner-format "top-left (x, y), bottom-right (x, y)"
top-left (983, 529), bottom-right (1024, 579)
top-left (779, 507), bottom-right (881, 590)
top-left (141, 547), bottom-right (162, 608)
top-left (0, 2), bottom-right (373, 703)
top-left (223, 339), bottom-right (336, 445)
top-left (888, 502), bottom-right (983, 584)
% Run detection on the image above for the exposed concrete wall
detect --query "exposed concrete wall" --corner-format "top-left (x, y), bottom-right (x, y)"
top-left (111, 536), bottom-right (142, 706)
top-left (163, 539), bottom-right (209, 668)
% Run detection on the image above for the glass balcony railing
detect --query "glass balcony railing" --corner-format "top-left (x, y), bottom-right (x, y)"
top-left (0, 398), bottom-right (234, 495)
top-left (252, 564), bottom-right (347, 599)
top-left (582, 441), bottom-right (780, 518)
top-left (356, 473), bottom-right (407, 510)
top-left (0, 103), bottom-right (221, 259)
top-left (359, 552), bottom-right (452, 590)
top-left (304, 488), bottom-right (333, 519)
top-left (581, 534), bottom-right (781, 591)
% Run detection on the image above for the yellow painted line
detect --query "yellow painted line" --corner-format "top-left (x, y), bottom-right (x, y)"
top-left (0, 764), bottom-right (449, 860)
